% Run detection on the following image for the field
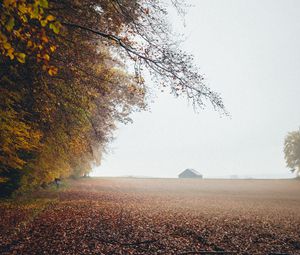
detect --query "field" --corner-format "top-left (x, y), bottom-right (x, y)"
top-left (1, 178), bottom-right (300, 255)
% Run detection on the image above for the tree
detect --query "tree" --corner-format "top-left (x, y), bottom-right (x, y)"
top-left (284, 128), bottom-right (300, 178)
top-left (58, 0), bottom-right (225, 111)
top-left (1, 0), bottom-right (146, 194)
top-left (0, 0), bottom-right (226, 195)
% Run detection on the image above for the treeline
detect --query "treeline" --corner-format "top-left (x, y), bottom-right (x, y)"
top-left (0, 0), bottom-right (224, 196)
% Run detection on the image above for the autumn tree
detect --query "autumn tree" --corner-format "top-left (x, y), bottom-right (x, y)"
top-left (57, 0), bottom-right (225, 110)
top-left (284, 129), bottom-right (300, 178)
top-left (0, 0), bottom-right (225, 195)
top-left (1, 0), bottom-right (146, 195)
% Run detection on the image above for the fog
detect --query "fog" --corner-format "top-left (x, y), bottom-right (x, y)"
top-left (93, 0), bottom-right (300, 178)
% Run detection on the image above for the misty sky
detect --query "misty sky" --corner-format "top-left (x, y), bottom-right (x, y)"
top-left (93, 0), bottom-right (300, 178)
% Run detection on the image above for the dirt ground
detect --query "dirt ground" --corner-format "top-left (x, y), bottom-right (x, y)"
top-left (1, 178), bottom-right (300, 254)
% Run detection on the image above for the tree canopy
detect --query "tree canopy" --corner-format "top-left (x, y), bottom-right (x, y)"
top-left (0, 0), bottom-right (225, 196)
top-left (284, 129), bottom-right (300, 178)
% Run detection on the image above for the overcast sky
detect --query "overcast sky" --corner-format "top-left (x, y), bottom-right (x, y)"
top-left (93, 0), bottom-right (300, 178)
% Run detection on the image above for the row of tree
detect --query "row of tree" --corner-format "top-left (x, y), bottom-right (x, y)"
top-left (0, 0), bottom-right (225, 196)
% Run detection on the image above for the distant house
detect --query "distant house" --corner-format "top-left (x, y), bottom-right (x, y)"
top-left (178, 169), bottom-right (203, 179)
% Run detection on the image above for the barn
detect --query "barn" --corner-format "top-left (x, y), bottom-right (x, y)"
top-left (178, 169), bottom-right (203, 179)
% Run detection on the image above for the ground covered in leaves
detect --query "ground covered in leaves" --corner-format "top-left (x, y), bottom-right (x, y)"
top-left (1, 178), bottom-right (300, 255)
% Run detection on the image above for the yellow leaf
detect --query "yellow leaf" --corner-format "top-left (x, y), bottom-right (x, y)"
top-left (3, 42), bottom-right (11, 50)
top-left (16, 52), bottom-right (26, 63)
top-left (50, 45), bottom-right (56, 52)
top-left (13, 29), bottom-right (21, 38)
top-left (27, 40), bottom-right (33, 48)
top-left (43, 54), bottom-right (50, 61)
top-left (18, 3), bottom-right (28, 14)
top-left (20, 14), bottom-right (28, 23)
top-left (6, 17), bottom-right (15, 32)
top-left (49, 22), bottom-right (60, 34)
top-left (7, 47), bottom-right (14, 60)
top-left (3, 0), bottom-right (16, 8)
top-left (37, 53), bottom-right (42, 62)
top-left (46, 15), bottom-right (55, 21)
top-left (38, 0), bottom-right (49, 8)
top-left (41, 35), bottom-right (49, 43)
top-left (48, 66), bottom-right (58, 76)
top-left (40, 19), bottom-right (48, 27)
top-left (30, 6), bottom-right (39, 19)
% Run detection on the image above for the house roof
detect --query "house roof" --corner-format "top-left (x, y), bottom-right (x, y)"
top-left (179, 168), bottom-right (202, 176)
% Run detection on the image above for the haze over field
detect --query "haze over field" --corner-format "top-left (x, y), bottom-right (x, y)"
top-left (2, 178), bottom-right (299, 254)
top-left (93, 0), bottom-right (300, 179)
